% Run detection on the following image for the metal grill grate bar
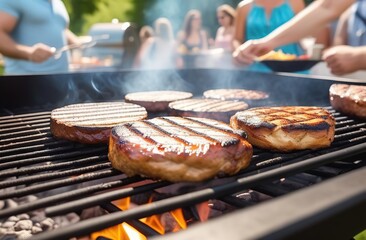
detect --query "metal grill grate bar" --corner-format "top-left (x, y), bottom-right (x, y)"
top-left (0, 155), bottom-right (107, 178)
top-left (31, 143), bottom-right (366, 240)
top-left (0, 169), bottom-right (121, 199)
top-left (0, 177), bottom-right (143, 219)
top-left (0, 162), bottom-right (111, 188)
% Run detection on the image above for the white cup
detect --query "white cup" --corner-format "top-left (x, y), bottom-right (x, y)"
top-left (310, 44), bottom-right (324, 60)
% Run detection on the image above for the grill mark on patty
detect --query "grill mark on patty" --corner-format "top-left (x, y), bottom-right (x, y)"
top-left (125, 91), bottom-right (193, 102)
top-left (157, 117), bottom-right (223, 144)
top-left (52, 105), bottom-right (144, 117)
top-left (114, 117), bottom-right (246, 148)
top-left (170, 99), bottom-right (247, 112)
top-left (185, 117), bottom-right (248, 140)
top-left (123, 122), bottom-right (159, 145)
top-left (51, 102), bottom-right (147, 127)
top-left (236, 107), bottom-right (333, 130)
top-left (204, 89), bottom-right (269, 100)
top-left (160, 117), bottom-right (244, 147)
top-left (142, 120), bottom-right (194, 145)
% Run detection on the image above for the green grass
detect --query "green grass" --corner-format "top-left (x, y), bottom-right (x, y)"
top-left (0, 65), bottom-right (3, 75)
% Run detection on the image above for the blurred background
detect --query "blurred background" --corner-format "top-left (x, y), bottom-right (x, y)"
top-left (0, 0), bottom-right (315, 75)
top-left (63, 0), bottom-right (314, 37)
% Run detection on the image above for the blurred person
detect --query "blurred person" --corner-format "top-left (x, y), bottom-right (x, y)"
top-left (176, 9), bottom-right (210, 54)
top-left (233, 0), bottom-right (306, 72)
top-left (0, 0), bottom-right (79, 75)
top-left (317, 1), bottom-right (366, 76)
top-left (139, 25), bottom-right (155, 47)
top-left (233, 0), bottom-right (355, 67)
top-left (134, 18), bottom-right (182, 69)
top-left (333, 1), bottom-right (366, 46)
top-left (214, 4), bottom-right (236, 52)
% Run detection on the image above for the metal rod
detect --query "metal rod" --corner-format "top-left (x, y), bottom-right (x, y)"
top-left (46, 181), bottom-right (170, 217)
top-left (0, 147), bottom-right (106, 170)
top-left (0, 155), bottom-right (107, 178)
top-left (0, 162), bottom-right (111, 188)
top-left (0, 169), bottom-right (121, 199)
top-left (0, 177), bottom-right (142, 219)
top-left (0, 145), bottom-right (105, 163)
top-left (31, 142), bottom-right (366, 240)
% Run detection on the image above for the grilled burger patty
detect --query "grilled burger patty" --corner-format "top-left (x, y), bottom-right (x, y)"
top-left (203, 89), bottom-right (269, 101)
top-left (108, 116), bottom-right (253, 182)
top-left (168, 98), bottom-right (249, 123)
top-left (124, 90), bottom-right (193, 112)
top-left (50, 102), bottom-right (147, 144)
top-left (329, 83), bottom-right (366, 119)
top-left (230, 106), bottom-right (335, 152)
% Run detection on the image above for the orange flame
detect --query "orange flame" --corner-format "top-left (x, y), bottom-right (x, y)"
top-left (196, 201), bottom-right (210, 222)
top-left (91, 197), bottom-right (210, 240)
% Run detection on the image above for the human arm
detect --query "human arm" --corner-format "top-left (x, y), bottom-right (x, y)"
top-left (232, 0), bottom-right (251, 50)
top-left (290, 0), bottom-right (306, 14)
top-left (323, 45), bottom-right (366, 75)
top-left (0, 11), bottom-right (55, 63)
top-left (332, 7), bottom-right (352, 46)
top-left (233, 0), bottom-right (355, 64)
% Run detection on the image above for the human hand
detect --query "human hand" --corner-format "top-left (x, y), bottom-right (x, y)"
top-left (232, 39), bottom-right (273, 65)
top-left (28, 43), bottom-right (56, 63)
top-left (323, 45), bottom-right (361, 75)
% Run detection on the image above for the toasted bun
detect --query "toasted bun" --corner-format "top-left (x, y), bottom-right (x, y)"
top-left (108, 116), bottom-right (253, 182)
top-left (230, 106), bottom-right (335, 152)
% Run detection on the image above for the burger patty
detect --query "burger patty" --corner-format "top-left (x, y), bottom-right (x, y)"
top-left (203, 88), bottom-right (269, 101)
top-left (168, 98), bottom-right (249, 123)
top-left (50, 102), bottom-right (147, 144)
top-left (108, 116), bottom-right (253, 182)
top-left (230, 106), bottom-right (335, 152)
top-left (329, 83), bottom-right (366, 119)
top-left (124, 90), bottom-right (193, 112)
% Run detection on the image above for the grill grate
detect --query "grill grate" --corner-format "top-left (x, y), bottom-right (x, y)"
top-left (0, 107), bottom-right (365, 239)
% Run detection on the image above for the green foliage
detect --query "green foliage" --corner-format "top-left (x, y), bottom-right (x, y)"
top-left (81, 0), bottom-right (134, 35)
top-left (64, 0), bottom-right (99, 34)
top-left (355, 230), bottom-right (366, 240)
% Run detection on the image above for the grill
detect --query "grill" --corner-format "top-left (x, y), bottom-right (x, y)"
top-left (1, 69), bottom-right (366, 240)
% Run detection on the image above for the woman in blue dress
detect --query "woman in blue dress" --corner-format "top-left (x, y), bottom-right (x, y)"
top-left (233, 0), bottom-right (306, 72)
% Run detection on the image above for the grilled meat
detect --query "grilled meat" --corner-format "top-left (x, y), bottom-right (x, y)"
top-left (124, 90), bottom-right (193, 112)
top-left (108, 116), bottom-right (253, 182)
top-left (50, 102), bottom-right (147, 144)
top-left (329, 83), bottom-right (366, 119)
top-left (203, 88), bottom-right (269, 101)
top-left (169, 98), bottom-right (249, 123)
top-left (230, 106), bottom-right (335, 152)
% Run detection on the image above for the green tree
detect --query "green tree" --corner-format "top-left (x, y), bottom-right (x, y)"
top-left (64, 0), bottom-right (99, 34)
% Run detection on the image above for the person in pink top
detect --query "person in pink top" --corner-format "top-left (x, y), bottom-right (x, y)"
top-left (214, 4), bottom-right (236, 52)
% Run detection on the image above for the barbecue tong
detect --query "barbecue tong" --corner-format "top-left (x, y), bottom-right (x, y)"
top-left (52, 34), bottom-right (110, 59)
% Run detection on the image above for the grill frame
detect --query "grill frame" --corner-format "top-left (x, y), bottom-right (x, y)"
top-left (1, 69), bottom-right (366, 240)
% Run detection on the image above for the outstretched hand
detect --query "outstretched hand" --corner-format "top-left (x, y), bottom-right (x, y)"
top-left (232, 39), bottom-right (273, 65)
